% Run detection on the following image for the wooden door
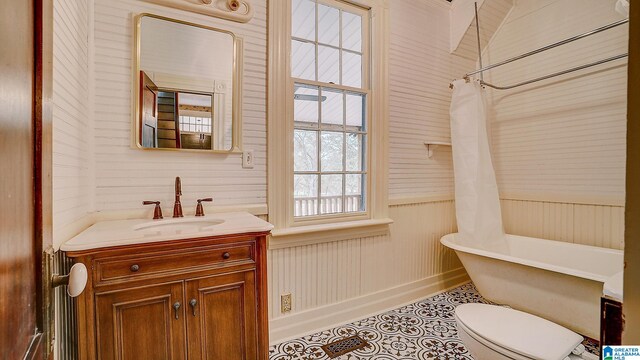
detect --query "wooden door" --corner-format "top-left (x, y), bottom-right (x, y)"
top-left (186, 271), bottom-right (258, 360)
top-left (140, 71), bottom-right (159, 148)
top-left (95, 282), bottom-right (187, 360)
top-left (0, 0), bottom-right (45, 358)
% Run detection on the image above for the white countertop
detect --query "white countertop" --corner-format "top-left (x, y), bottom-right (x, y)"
top-left (60, 212), bottom-right (274, 252)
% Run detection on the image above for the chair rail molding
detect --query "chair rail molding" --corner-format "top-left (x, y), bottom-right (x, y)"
top-left (142, 0), bottom-right (254, 23)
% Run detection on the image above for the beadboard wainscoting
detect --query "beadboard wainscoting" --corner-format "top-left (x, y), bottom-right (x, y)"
top-left (501, 198), bottom-right (625, 250)
top-left (268, 199), bottom-right (467, 344)
top-left (268, 195), bottom-right (624, 343)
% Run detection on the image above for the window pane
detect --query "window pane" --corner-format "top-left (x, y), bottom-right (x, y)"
top-left (345, 93), bottom-right (365, 131)
top-left (321, 88), bottom-right (343, 126)
top-left (294, 174), bottom-right (318, 216)
top-left (294, 130), bottom-right (318, 171)
top-left (291, 1), bottom-right (368, 219)
top-left (292, 40), bottom-right (315, 80)
top-left (342, 51), bottom-right (362, 87)
top-left (318, 45), bottom-right (339, 84)
top-left (318, 4), bottom-right (339, 46)
top-left (346, 133), bottom-right (363, 171)
top-left (321, 174), bottom-right (343, 214)
top-left (294, 84), bottom-right (319, 126)
top-left (292, 0), bottom-right (315, 41)
top-left (342, 12), bottom-right (362, 52)
top-left (345, 174), bottom-right (364, 212)
top-left (321, 131), bottom-right (344, 171)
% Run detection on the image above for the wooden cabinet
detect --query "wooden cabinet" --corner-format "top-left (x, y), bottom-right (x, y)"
top-left (186, 271), bottom-right (257, 360)
top-left (95, 282), bottom-right (187, 360)
top-left (66, 232), bottom-right (270, 360)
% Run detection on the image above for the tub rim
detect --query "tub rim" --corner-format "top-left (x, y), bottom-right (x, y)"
top-left (440, 233), bottom-right (623, 283)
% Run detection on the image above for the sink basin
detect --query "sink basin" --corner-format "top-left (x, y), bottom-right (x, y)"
top-left (133, 218), bottom-right (225, 231)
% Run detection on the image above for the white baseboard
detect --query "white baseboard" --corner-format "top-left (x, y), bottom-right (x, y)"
top-left (268, 267), bottom-right (470, 345)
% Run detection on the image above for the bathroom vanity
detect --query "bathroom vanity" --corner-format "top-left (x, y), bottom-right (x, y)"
top-left (61, 212), bottom-right (273, 360)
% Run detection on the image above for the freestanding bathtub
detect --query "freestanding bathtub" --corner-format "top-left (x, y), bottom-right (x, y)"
top-left (440, 233), bottom-right (623, 339)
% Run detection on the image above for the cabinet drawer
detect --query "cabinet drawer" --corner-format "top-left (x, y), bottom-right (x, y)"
top-left (95, 244), bottom-right (254, 284)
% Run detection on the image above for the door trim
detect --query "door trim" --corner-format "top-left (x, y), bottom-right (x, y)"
top-left (33, 0), bottom-right (55, 357)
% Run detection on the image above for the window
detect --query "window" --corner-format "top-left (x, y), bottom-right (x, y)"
top-left (291, 0), bottom-right (369, 218)
top-left (268, 0), bottom-right (388, 243)
top-left (177, 92), bottom-right (213, 135)
top-left (179, 115), bottom-right (212, 134)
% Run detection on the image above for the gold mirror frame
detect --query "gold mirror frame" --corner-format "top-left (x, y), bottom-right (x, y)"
top-left (132, 13), bottom-right (243, 153)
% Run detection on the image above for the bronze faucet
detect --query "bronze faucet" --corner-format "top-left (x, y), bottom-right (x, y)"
top-left (195, 198), bottom-right (213, 216)
top-left (173, 177), bottom-right (184, 218)
top-left (143, 201), bottom-right (163, 220)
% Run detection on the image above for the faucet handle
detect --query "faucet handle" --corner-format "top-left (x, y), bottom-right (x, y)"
top-left (143, 201), bottom-right (163, 220)
top-left (195, 198), bottom-right (213, 217)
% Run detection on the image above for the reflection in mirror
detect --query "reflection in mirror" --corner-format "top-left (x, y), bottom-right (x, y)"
top-left (176, 92), bottom-right (213, 150)
top-left (136, 15), bottom-right (236, 151)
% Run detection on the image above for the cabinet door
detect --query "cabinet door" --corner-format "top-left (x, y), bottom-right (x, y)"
top-left (95, 282), bottom-right (186, 360)
top-left (186, 270), bottom-right (258, 360)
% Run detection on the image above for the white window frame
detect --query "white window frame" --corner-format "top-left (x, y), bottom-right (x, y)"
top-left (292, 0), bottom-right (370, 222)
top-left (268, 0), bottom-right (391, 248)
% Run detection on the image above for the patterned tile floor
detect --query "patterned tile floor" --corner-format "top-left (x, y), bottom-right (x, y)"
top-left (269, 283), bottom-right (599, 360)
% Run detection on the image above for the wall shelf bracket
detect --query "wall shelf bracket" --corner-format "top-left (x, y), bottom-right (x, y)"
top-left (424, 141), bottom-right (452, 159)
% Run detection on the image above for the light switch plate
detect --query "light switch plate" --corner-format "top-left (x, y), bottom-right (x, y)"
top-left (242, 150), bottom-right (254, 168)
top-left (281, 293), bottom-right (292, 313)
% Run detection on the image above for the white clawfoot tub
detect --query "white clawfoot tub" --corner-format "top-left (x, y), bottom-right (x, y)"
top-left (440, 233), bottom-right (623, 339)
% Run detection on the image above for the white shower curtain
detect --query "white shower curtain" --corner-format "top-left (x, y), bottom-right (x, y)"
top-left (450, 79), bottom-right (505, 247)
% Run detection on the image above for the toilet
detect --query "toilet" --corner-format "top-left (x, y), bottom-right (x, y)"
top-left (455, 304), bottom-right (599, 360)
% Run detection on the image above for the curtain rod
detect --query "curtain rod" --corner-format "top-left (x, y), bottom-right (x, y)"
top-left (479, 53), bottom-right (628, 90)
top-left (474, 2), bottom-right (483, 81)
top-left (465, 18), bottom-right (629, 77)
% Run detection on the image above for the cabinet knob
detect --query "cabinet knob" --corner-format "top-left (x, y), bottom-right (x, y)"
top-left (130, 264), bottom-right (140, 272)
top-left (222, 252), bottom-right (231, 259)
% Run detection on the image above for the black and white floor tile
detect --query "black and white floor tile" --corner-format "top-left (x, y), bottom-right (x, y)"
top-left (269, 283), bottom-right (600, 360)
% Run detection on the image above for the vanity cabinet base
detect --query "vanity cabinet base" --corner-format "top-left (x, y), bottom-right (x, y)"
top-left (95, 282), bottom-right (187, 359)
top-left (66, 232), bottom-right (269, 360)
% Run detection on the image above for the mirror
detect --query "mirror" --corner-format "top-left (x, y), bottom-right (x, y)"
top-left (135, 14), bottom-right (240, 152)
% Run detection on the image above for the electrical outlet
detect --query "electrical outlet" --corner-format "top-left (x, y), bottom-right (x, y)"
top-left (281, 293), bottom-right (292, 313)
top-left (242, 150), bottom-right (254, 168)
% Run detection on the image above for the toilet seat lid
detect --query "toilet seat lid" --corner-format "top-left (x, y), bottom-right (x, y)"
top-left (455, 304), bottom-right (583, 360)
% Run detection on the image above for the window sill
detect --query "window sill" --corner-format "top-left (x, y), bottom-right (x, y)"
top-left (268, 217), bottom-right (393, 250)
